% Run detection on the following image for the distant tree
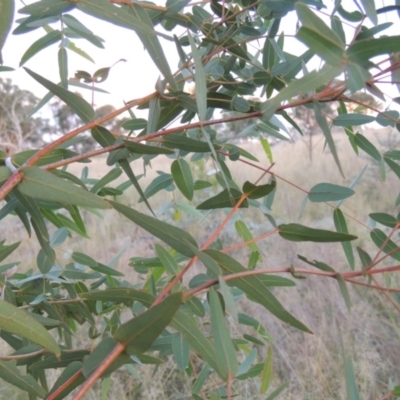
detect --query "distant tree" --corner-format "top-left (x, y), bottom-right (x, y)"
top-left (0, 78), bottom-right (53, 152)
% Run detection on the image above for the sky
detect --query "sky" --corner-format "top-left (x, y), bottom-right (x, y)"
top-left (1, 1), bottom-right (399, 115)
top-left (2, 2), bottom-right (180, 110)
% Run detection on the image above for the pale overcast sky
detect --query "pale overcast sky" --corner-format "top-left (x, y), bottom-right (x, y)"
top-left (2, 1), bottom-right (398, 113)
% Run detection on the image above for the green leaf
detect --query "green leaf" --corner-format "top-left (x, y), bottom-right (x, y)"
top-left (296, 3), bottom-right (344, 66)
top-left (58, 47), bottom-right (68, 87)
top-left (314, 100), bottom-right (343, 176)
top-left (161, 134), bottom-right (217, 152)
top-left (332, 114), bottom-right (376, 126)
top-left (279, 223), bottom-right (357, 242)
top-left (347, 36), bottom-right (400, 65)
top-left (376, 110), bottom-right (399, 127)
top-left (336, 274), bottom-right (351, 311)
top-left (47, 361), bottom-right (86, 400)
top-left (209, 288), bottom-right (238, 379)
top-left (331, 16), bottom-right (346, 44)
top-left (231, 96), bottom-right (250, 112)
top-left (354, 134), bottom-right (381, 161)
top-left (0, 0), bottom-right (15, 64)
top-left (62, 14), bottom-right (104, 48)
top-left (265, 383), bottom-right (288, 400)
top-left (171, 310), bottom-right (222, 376)
top-left (384, 157), bottom-right (400, 179)
top-left (0, 361), bottom-right (47, 398)
top-left (19, 167), bottom-right (110, 209)
top-left (260, 347), bottom-right (273, 393)
top-left (369, 213), bottom-right (398, 228)
top-left (242, 180), bottom-right (276, 200)
top-left (19, 0), bottom-right (75, 17)
top-left (0, 300), bottom-right (60, 356)
top-left (171, 159), bottom-right (194, 201)
top-left (119, 158), bottom-right (154, 215)
top-left (263, 38), bottom-right (276, 70)
top-left (72, 252), bottom-right (124, 276)
top-left (91, 168), bottom-right (123, 194)
top-left (0, 241), bottom-right (19, 264)
top-left (309, 183), bottom-right (354, 202)
top-left (12, 190), bottom-right (55, 272)
top-left (155, 244), bottom-right (181, 275)
top-left (260, 136), bottom-right (273, 163)
top-left (20, 30), bottom-right (61, 66)
top-left (360, 0), bottom-right (378, 24)
top-left (172, 332), bottom-right (190, 371)
top-left (82, 337), bottom-right (139, 378)
top-left (205, 250), bottom-right (312, 333)
top-left (235, 220), bottom-right (259, 253)
top-left (218, 276), bottom-right (238, 322)
top-left (298, 254), bottom-right (335, 272)
top-left (128, 3), bottom-right (176, 89)
top-left (183, 241), bottom-right (221, 275)
top-left (334, 209), bottom-right (355, 270)
top-left (143, 173), bottom-right (173, 200)
top-left (24, 68), bottom-right (95, 123)
top-left (197, 188), bottom-right (248, 210)
top-left (370, 228), bottom-right (400, 261)
top-left (114, 292), bottom-right (182, 354)
top-left (122, 118), bottom-right (148, 131)
top-left (262, 65), bottom-right (342, 121)
top-left (80, 288), bottom-right (154, 305)
top-left (344, 354), bottom-right (360, 400)
top-left (110, 200), bottom-right (198, 257)
top-left (192, 364), bottom-right (210, 394)
top-left (188, 32), bottom-right (207, 120)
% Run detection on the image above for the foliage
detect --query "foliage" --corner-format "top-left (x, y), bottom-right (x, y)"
top-left (0, 0), bottom-right (400, 399)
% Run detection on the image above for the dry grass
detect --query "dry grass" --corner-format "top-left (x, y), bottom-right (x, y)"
top-left (1, 127), bottom-right (400, 399)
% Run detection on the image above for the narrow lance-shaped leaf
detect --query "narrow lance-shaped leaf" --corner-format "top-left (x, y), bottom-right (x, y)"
top-left (205, 249), bottom-right (312, 333)
top-left (334, 209), bottom-right (355, 270)
top-left (337, 274), bottom-right (351, 311)
top-left (24, 67), bottom-right (95, 123)
top-left (20, 30), bottom-right (62, 66)
top-left (243, 180), bottom-right (276, 200)
top-left (260, 347), bottom-right (273, 394)
top-left (118, 158), bottom-right (155, 216)
top-left (235, 220), bottom-right (259, 253)
top-left (188, 32), bottom-right (207, 120)
top-left (171, 158), bottom-right (194, 201)
top-left (354, 134), bottom-right (381, 161)
top-left (19, 167), bottom-right (110, 209)
top-left (314, 100), bottom-right (343, 176)
top-left (0, 361), bottom-right (47, 398)
top-left (197, 188), bottom-right (248, 210)
top-left (209, 288), bottom-right (238, 380)
top-left (19, 0), bottom-right (75, 17)
top-left (110, 200), bottom-right (198, 257)
top-left (279, 223), bottom-right (357, 242)
top-left (155, 244), bottom-right (180, 275)
top-left (370, 228), bottom-right (400, 261)
top-left (47, 361), bottom-right (86, 400)
top-left (0, 0), bottom-right (15, 64)
top-left (295, 3), bottom-right (344, 66)
top-left (309, 183), bottom-right (354, 202)
top-left (58, 47), bottom-right (68, 88)
top-left (114, 292), bottom-right (182, 354)
top-left (172, 332), bottom-right (190, 371)
top-left (262, 65), bottom-right (342, 121)
top-left (0, 300), bottom-right (60, 356)
top-left (0, 241), bottom-right (19, 264)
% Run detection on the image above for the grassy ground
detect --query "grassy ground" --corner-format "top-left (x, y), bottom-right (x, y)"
top-left (2, 127), bottom-right (400, 399)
